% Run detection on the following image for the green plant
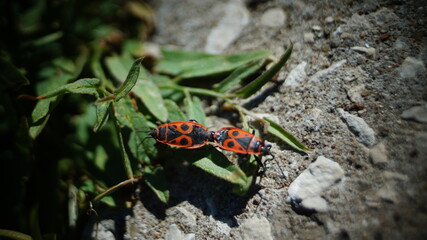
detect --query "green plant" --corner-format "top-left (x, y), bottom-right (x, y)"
top-left (0, 1), bottom-right (306, 239)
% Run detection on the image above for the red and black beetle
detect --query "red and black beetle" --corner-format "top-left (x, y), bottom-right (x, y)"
top-left (148, 120), bottom-right (210, 149)
top-left (211, 127), bottom-right (272, 156)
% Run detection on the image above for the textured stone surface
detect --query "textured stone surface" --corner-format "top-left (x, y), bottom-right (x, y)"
top-left (287, 156), bottom-right (345, 212)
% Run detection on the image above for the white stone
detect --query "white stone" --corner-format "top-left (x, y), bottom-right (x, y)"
top-left (398, 57), bottom-right (426, 79)
top-left (369, 142), bottom-right (388, 166)
top-left (325, 16), bottom-right (334, 23)
top-left (301, 196), bottom-right (329, 212)
top-left (260, 8), bottom-right (287, 27)
top-left (287, 156), bottom-right (344, 212)
top-left (338, 108), bottom-right (377, 147)
top-left (303, 32), bottom-right (315, 43)
top-left (284, 61), bottom-right (307, 87)
top-left (312, 25), bottom-right (322, 31)
top-left (382, 171), bottom-right (408, 182)
top-left (376, 186), bottom-right (398, 203)
top-left (205, 0), bottom-right (250, 54)
top-left (401, 104), bottom-right (427, 123)
top-left (240, 216), bottom-right (273, 240)
top-left (351, 46), bottom-right (377, 59)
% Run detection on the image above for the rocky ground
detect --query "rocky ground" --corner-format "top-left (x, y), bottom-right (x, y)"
top-left (88, 0), bottom-right (427, 239)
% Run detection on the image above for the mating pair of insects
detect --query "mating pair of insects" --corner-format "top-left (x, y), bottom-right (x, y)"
top-left (146, 120), bottom-right (275, 171)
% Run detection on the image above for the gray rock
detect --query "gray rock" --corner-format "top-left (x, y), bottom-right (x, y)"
top-left (283, 61), bottom-right (307, 87)
top-left (176, 207), bottom-right (197, 228)
top-left (394, 37), bottom-right (410, 50)
top-left (240, 216), bottom-right (273, 240)
top-left (338, 108), bottom-right (377, 147)
top-left (401, 104), bottom-right (427, 123)
top-left (398, 57), bottom-right (426, 79)
top-left (165, 224), bottom-right (195, 240)
top-left (287, 156), bottom-right (345, 212)
top-left (309, 60), bottom-right (347, 83)
top-left (91, 219), bottom-right (116, 240)
top-left (370, 7), bottom-right (399, 27)
top-left (205, 0), bottom-right (250, 53)
top-left (369, 142), bottom-right (388, 166)
top-left (260, 8), bottom-right (287, 27)
top-left (351, 46), bottom-right (377, 59)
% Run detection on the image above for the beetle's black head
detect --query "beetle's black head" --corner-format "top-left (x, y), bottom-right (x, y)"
top-left (262, 143), bottom-right (272, 156)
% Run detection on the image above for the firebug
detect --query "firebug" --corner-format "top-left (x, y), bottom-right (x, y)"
top-left (147, 120), bottom-right (210, 149)
top-left (212, 127), bottom-right (273, 156)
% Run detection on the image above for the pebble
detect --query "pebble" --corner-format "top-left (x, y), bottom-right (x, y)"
top-left (338, 108), bottom-right (377, 147)
top-left (401, 104), bottom-right (427, 123)
top-left (91, 219), bottom-right (115, 240)
top-left (283, 61), bottom-right (307, 87)
top-left (240, 216), bottom-right (273, 240)
top-left (369, 142), bottom-right (388, 166)
top-left (309, 59), bottom-right (347, 83)
top-left (260, 8), bottom-right (287, 27)
top-left (165, 224), bottom-right (195, 240)
top-left (312, 25), bottom-right (323, 37)
top-left (382, 171), bottom-right (408, 182)
top-left (346, 84), bottom-right (365, 104)
top-left (303, 32), bottom-right (315, 43)
top-left (301, 196), bottom-right (329, 212)
top-left (394, 37), bottom-right (409, 50)
top-left (312, 25), bottom-right (322, 31)
top-left (176, 207), bottom-right (197, 228)
top-left (205, 0), bottom-right (250, 53)
top-left (351, 46), bottom-right (377, 59)
top-left (398, 57), bottom-right (426, 79)
top-left (370, 7), bottom-right (399, 27)
top-left (376, 186), bottom-right (398, 203)
top-left (325, 16), bottom-right (334, 23)
top-left (287, 156), bottom-right (345, 213)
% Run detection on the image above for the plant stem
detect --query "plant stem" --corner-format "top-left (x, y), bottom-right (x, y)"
top-left (91, 177), bottom-right (139, 204)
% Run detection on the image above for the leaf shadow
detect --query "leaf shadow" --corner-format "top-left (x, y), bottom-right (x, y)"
top-left (137, 148), bottom-right (263, 227)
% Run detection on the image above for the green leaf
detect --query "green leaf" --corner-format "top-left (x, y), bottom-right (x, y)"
top-left (105, 53), bottom-right (135, 82)
top-left (185, 148), bottom-right (250, 187)
top-left (232, 155), bottom-right (259, 195)
top-left (156, 49), bottom-right (270, 79)
top-left (264, 117), bottom-right (308, 152)
top-left (114, 58), bottom-right (142, 101)
top-left (29, 205), bottom-right (42, 240)
top-left (93, 101), bottom-right (111, 132)
top-left (0, 229), bottom-right (32, 240)
top-left (99, 195), bottom-right (116, 207)
top-left (0, 57), bottom-right (30, 92)
top-left (114, 98), bottom-right (157, 164)
top-left (213, 60), bottom-right (264, 93)
top-left (143, 166), bottom-right (169, 203)
top-left (113, 117), bottom-right (133, 179)
top-left (236, 44), bottom-right (293, 98)
top-left (37, 78), bottom-right (100, 99)
top-left (29, 52), bottom-right (89, 139)
top-left (184, 95), bottom-right (206, 125)
top-left (133, 80), bottom-right (168, 122)
top-left (164, 99), bottom-right (187, 122)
